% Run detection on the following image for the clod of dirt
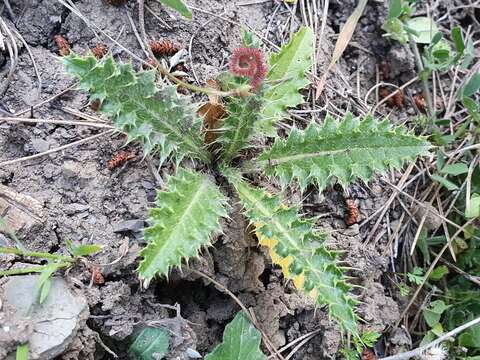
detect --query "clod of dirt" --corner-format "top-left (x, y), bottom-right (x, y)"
top-left (388, 327), bottom-right (412, 355)
top-left (413, 202), bottom-right (443, 231)
top-left (10, 0), bottom-right (64, 45)
top-left (0, 184), bottom-right (44, 241)
top-left (386, 44), bottom-right (416, 83)
top-left (0, 290), bottom-right (33, 359)
top-left (2, 275), bottom-right (89, 359)
top-left (112, 219), bottom-right (145, 233)
top-left (358, 282), bottom-right (400, 333)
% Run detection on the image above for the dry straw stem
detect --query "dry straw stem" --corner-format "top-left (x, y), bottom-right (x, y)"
top-left (0, 17), bottom-right (18, 97)
top-left (0, 130), bottom-right (114, 167)
top-left (380, 316), bottom-right (480, 360)
top-left (15, 83), bottom-right (78, 117)
top-left (0, 117), bottom-right (114, 129)
top-left (315, 0), bottom-right (367, 98)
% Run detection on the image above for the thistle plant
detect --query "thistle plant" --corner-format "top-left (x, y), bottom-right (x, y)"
top-left (63, 26), bottom-right (431, 340)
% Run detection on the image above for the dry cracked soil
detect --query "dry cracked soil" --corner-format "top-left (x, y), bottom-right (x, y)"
top-left (0, 0), bottom-right (423, 359)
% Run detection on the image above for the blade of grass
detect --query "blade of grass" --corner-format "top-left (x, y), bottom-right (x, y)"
top-left (315, 0), bottom-right (367, 99)
top-left (16, 344), bottom-right (28, 360)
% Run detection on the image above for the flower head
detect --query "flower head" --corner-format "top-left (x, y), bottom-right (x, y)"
top-left (422, 344), bottom-right (448, 360)
top-left (229, 47), bottom-right (267, 90)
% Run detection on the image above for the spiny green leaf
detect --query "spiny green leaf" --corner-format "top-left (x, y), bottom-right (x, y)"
top-left (256, 113), bottom-right (431, 191)
top-left (226, 172), bottom-right (359, 337)
top-left (205, 311), bottom-right (266, 360)
top-left (156, 0), bottom-right (192, 19)
top-left (129, 327), bottom-right (170, 360)
top-left (62, 54), bottom-right (208, 164)
top-left (360, 330), bottom-right (381, 347)
top-left (259, 27), bottom-right (313, 135)
top-left (218, 96), bottom-right (263, 164)
top-left (138, 168), bottom-right (227, 286)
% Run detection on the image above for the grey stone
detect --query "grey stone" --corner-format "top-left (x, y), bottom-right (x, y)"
top-left (112, 219), bottom-right (145, 233)
top-left (3, 275), bottom-right (88, 360)
top-left (30, 138), bottom-right (50, 153)
top-left (61, 161), bottom-right (97, 185)
top-left (62, 161), bottom-right (78, 179)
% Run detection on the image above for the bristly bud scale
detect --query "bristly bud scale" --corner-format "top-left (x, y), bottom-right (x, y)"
top-left (229, 47), bottom-right (267, 90)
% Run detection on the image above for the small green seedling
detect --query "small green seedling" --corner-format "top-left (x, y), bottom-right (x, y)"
top-left (0, 240), bottom-right (102, 304)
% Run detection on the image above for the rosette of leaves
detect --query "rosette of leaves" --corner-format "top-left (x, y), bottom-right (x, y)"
top-left (63, 27), bottom-right (430, 339)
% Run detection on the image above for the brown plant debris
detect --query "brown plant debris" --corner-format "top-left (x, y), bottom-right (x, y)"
top-left (91, 266), bottom-right (105, 285)
top-left (379, 88), bottom-right (405, 109)
top-left (198, 79), bottom-right (226, 144)
top-left (107, 151), bottom-right (136, 170)
top-left (413, 93), bottom-right (426, 113)
top-left (91, 43), bottom-right (108, 59)
top-left (345, 199), bottom-right (360, 226)
top-left (361, 349), bottom-right (377, 360)
top-left (53, 35), bottom-right (70, 56)
top-left (90, 99), bottom-right (101, 112)
top-left (149, 40), bottom-right (180, 56)
top-left (142, 58), bottom-right (158, 70)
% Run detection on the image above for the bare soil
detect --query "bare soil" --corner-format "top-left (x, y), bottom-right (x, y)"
top-left (0, 0), bottom-right (459, 358)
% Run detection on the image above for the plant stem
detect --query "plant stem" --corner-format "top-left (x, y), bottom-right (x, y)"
top-left (0, 246), bottom-right (73, 262)
top-left (379, 316), bottom-right (480, 360)
top-left (408, 34), bottom-right (434, 119)
top-left (157, 65), bottom-right (251, 97)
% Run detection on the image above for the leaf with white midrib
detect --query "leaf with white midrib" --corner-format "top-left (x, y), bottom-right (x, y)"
top-left (138, 168), bottom-right (227, 286)
top-left (258, 26), bottom-right (313, 135)
top-left (225, 171), bottom-right (359, 337)
top-left (257, 113), bottom-right (431, 191)
top-left (62, 54), bottom-right (209, 164)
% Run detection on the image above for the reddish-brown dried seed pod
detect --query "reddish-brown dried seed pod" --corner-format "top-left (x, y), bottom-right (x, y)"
top-left (91, 43), bottom-right (108, 59)
top-left (413, 94), bottom-right (426, 113)
top-left (142, 58), bottom-right (158, 70)
top-left (345, 199), bottom-right (360, 226)
top-left (149, 40), bottom-right (180, 56)
top-left (91, 266), bottom-right (105, 285)
top-left (379, 88), bottom-right (405, 109)
top-left (53, 35), bottom-right (70, 56)
top-left (107, 151), bottom-right (136, 170)
top-left (361, 349), bottom-right (377, 360)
